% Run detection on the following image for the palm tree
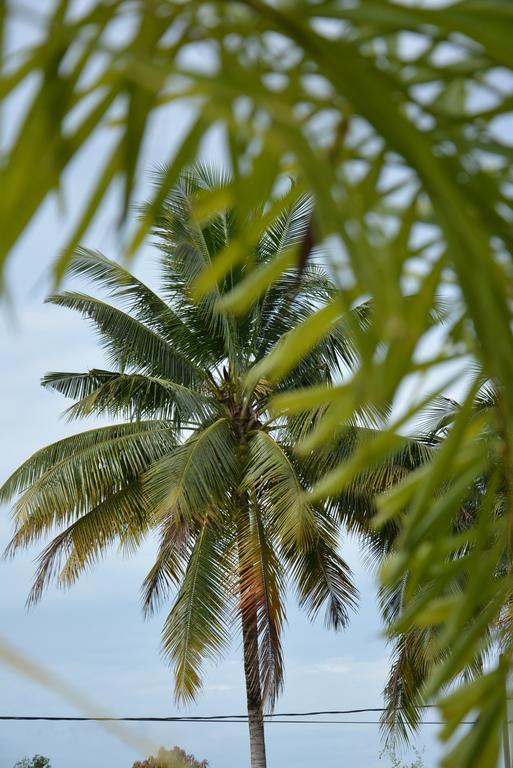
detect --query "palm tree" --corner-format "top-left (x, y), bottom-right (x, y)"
top-left (0, 167), bottom-right (426, 767)
top-left (0, 167), bottom-right (353, 767)
top-left (380, 381), bottom-right (509, 745)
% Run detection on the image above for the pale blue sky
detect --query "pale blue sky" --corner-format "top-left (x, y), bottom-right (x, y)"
top-left (0, 5), bottom-right (447, 767)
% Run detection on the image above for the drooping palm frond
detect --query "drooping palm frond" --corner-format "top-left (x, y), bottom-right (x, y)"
top-left (376, 576), bottom-right (431, 744)
top-left (245, 430), bottom-right (316, 550)
top-left (381, 625), bottom-right (432, 746)
top-left (161, 521), bottom-right (232, 704)
top-left (26, 479), bottom-right (147, 606)
top-left (42, 370), bottom-right (215, 425)
top-left (141, 512), bottom-right (193, 618)
top-left (380, 574), bottom-right (495, 749)
top-left (2, 421), bottom-right (176, 547)
top-left (286, 509), bottom-right (358, 631)
top-left (237, 502), bottom-right (286, 710)
top-left (144, 418), bottom-right (238, 522)
top-left (296, 421), bottom-right (432, 495)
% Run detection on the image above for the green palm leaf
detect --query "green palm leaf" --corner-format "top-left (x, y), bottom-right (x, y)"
top-left (63, 248), bottom-right (206, 362)
top-left (245, 430), bottom-right (316, 549)
top-left (141, 513), bottom-right (193, 617)
top-left (42, 369), bottom-right (215, 424)
top-left (26, 479), bottom-right (147, 606)
top-left (47, 291), bottom-right (206, 385)
top-left (2, 422), bottom-right (176, 546)
top-left (144, 418), bottom-right (238, 521)
top-left (161, 522), bottom-right (231, 703)
top-left (286, 509), bottom-right (358, 631)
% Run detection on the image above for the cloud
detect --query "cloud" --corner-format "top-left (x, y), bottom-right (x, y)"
top-left (313, 656), bottom-right (388, 681)
top-left (313, 658), bottom-right (352, 675)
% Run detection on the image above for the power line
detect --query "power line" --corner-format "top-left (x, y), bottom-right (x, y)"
top-left (0, 707), bottom-right (477, 726)
top-left (0, 707), bottom-right (434, 722)
top-left (0, 718), bottom-right (476, 725)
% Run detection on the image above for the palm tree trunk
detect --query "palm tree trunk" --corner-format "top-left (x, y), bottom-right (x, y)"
top-left (237, 493), bottom-right (268, 768)
top-left (241, 602), bottom-right (267, 768)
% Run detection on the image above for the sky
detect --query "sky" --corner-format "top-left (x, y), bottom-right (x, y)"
top-left (0, 5), bottom-right (448, 768)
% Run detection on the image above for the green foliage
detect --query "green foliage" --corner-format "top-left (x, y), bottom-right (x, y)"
top-left (0, 1), bottom-right (511, 294)
top-left (3, 3), bottom-right (513, 765)
top-left (132, 745), bottom-right (207, 768)
top-left (14, 756), bottom-right (51, 768)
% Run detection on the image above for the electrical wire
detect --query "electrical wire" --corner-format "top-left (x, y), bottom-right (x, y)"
top-left (0, 706), bottom-right (476, 726)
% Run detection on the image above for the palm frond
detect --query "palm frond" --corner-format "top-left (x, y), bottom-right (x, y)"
top-left (254, 266), bottom-right (336, 357)
top-left (47, 291), bottom-right (207, 385)
top-left (152, 168), bottom-right (239, 363)
top-left (237, 504), bottom-right (286, 709)
top-left (161, 521), bottom-right (231, 703)
top-left (2, 422), bottom-right (176, 548)
top-left (141, 512), bottom-right (193, 617)
top-left (286, 510), bottom-right (358, 630)
top-left (255, 193), bottom-right (312, 264)
top-left (292, 424), bottom-right (433, 562)
top-left (414, 396), bottom-right (461, 440)
top-left (298, 424), bottom-right (433, 499)
top-left (42, 369), bottom-right (216, 425)
top-left (26, 479), bottom-right (147, 606)
top-left (381, 627), bottom-right (431, 747)
top-left (245, 430), bottom-right (316, 549)
top-left (257, 297), bottom-right (370, 390)
top-left (64, 247), bottom-right (211, 364)
top-left (144, 418), bottom-right (237, 521)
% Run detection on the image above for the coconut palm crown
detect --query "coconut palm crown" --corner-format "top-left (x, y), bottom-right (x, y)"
top-left (1, 167), bottom-right (407, 768)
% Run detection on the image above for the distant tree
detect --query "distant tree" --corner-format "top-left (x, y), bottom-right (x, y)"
top-left (132, 746), bottom-right (207, 768)
top-left (14, 756), bottom-right (51, 768)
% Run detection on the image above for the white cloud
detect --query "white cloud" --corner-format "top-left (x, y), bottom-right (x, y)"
top-left (312, 656), bottom-right (387, 680)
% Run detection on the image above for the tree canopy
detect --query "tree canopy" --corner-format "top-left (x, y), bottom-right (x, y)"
top-left (132, 746), bottom-right (208, 768)
top-left (14, 757), bottom-right (51, 768)
top-left (2, 169), bottom-right (422, 766)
